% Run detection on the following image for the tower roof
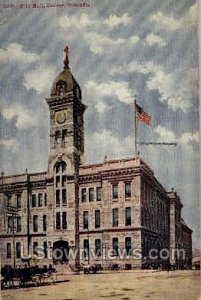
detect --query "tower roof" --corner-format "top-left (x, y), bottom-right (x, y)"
top-left (50, 46), bottom-right (81, 99)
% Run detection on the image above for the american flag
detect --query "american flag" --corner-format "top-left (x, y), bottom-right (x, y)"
top-left (135, 102), bottom-right (151, 126)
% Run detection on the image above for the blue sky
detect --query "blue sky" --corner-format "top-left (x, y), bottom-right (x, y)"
top-left (0, 0), bottom-right (199, 248)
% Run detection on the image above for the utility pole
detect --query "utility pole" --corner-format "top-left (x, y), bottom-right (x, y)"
top-left (87, 228), bottom-right (90, 265)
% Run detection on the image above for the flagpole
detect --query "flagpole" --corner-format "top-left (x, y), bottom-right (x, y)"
top-left (134, 98), bottom-right (137, 156)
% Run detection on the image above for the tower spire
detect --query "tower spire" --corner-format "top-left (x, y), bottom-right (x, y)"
top-left (63, 46), bottom-right (69, 69)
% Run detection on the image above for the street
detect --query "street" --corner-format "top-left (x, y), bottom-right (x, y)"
top-left (1, 270), bottom-right (200, 300)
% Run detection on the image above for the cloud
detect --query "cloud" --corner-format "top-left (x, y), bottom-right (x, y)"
top-left (0, 138), bottom-right (19, 152)
top-left (23, 66), bottom-right (56, 94)
top-left (110, 61), bottom-right (197, 112)
top-left (154, 125), bottom-right (176, 142)
top-left (94, 101), bottom-right (110, 114)
top-left (85, 32), bottom-right (125, 54)
top-left (154, 125), bottom-right (200, 147)
top-left (86, 32), bottom-right (139, 54)
top-left (59, 13), bottom-right (132, 30)
top-left (150, 3), bottom-right (198, 31)
top-left (2, 106), bottom-right (38, 129)
top-left (145, 33), bottom-right (167, 47)
top-left (146, 68), bottom-right (193, 112)
top-left (179, 132), bottom-right (200, 146)
top-left (103, 13), bottom-right (132, 28)
top-left (150, 12), bottom-right (182, 31)
top-left (86, 130), bottom-right (133, 162)
top-left (59, 13), bottom-right (93, 29)
top-left (85, 80), bottom-right (132, 104)
top-left (0, 43), bottom-right (39, 64)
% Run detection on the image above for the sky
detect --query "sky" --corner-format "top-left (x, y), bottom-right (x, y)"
top-left (0, 0), bottom-right (199, 248)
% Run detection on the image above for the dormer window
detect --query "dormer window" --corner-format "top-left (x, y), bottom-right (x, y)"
top-left (56, 80), bottom-right (66, 96)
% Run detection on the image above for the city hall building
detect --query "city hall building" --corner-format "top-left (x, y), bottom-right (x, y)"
top-left (0, 51), bottom-right (192, 270)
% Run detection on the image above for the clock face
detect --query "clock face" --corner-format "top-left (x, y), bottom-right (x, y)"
top-left (56, 111), bottom-right (66, 124)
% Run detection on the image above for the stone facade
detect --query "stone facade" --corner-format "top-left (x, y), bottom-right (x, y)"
top-left (0, 55), bottom-right (192, 270)
top-left (167, 191), bottom-right (192, 268)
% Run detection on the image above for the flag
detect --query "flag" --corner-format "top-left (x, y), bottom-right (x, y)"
top-left (135, 102), bottom-right (151, 126)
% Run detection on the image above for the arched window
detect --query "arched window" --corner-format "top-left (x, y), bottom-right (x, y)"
top-left (55, 161), bottom-right (66, 174)
top-left (54, 161), bottom-right (67, 207)
top-left (56, 80), bottom-right (67, 96)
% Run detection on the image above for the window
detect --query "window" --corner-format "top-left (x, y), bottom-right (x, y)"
top-left (62, 189), bottom-right (67, 206)
top-left (32, 195), bottom-right (36, 207)
top-left (55, 161), bottom-right (67, 207)
top-left (125, 207), bottom-right (131, 226)
top-left (56, 161), bottom-right (66, 173)
top-left (56, 212), bottom-right (61, 230)
top-left (83, 211), bottom-right (89, 229)
top-left (125, 237), bottom-right (132, 255)
top-left (43, 241), bottom-right (48, 258)
top-left (33, 242), bottom-right (38, 256)
top-left (125, 182), bottom-right (131, 198)
top-left (56, 176), bottom-right (60, 187)
top-left (95, 239), bottom-right (101, 257)
top-left (62, 176), bottom-right (66, 187)
top-left (16, 194), bottom-right (21, 208)
top-left (6, 195), bottom-right (12, 207)
top-left (81, 188), bottom-right (86, 202)
top-left (38, 193), bottom-right (43, 207)
top-left (83, 239), bottom-right (89, 258)
top-left (112, 184), bottom-right (118, 199)
top-left (33, 215), bottom-right (38, 232)
top-left (8, 216), bottom-right (13, 232)
top-left (112, 238), bottom-right (119, 256)
top-left (112, 208), bottom-right (118, 227)
top-left (43, 215), bottom-right (47, 232)
top-left (56, 190), bottom-right (60, 206)
top-left (16, 242), bottom-right (21, 258)
top-left (17, 217), bottom-right (21, 233)
top-left (96, 187), bottom-right (101, 201)
top-left (56, 80), bottom-right (66, 96)
top-left (89, 188), bottom-right (94, 202)
top-left (95, 210), bottom-right (100, 228)
top-left (7, 243), bottom-right (11, 259)
top-left (44, 193), bottom-right (47, 206)
top-left (62, 212), bottom-right (67, 229)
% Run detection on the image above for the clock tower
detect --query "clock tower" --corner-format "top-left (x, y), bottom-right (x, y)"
top-left (46, 46), bottom-right (86, 169)
top-left (45, 47), bottom-right (86, 268)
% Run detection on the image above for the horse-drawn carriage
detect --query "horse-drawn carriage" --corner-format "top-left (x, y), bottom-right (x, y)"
top-left (1, 264), bottom-right (57, 289)
top-left (81, 263), bottom-right (102, 274)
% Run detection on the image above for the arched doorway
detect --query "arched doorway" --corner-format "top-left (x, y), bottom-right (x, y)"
top-left (52, 240), bottom-right (69, 263)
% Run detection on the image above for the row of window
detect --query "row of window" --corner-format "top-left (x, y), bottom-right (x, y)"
top-left (83, 207), bottom-right (132, 229)
top-left (6, 241), bottom-right (48, 259)
top-left (112, 182), bottom-right (131, 199)
top-left (7, 207), bottom-right (132, 233)
top-left (81, 187), bottom-right (101, 202)
top-left (6, 237), bottom-right (132, 259)
top-left (7, 215), bottom-right (47, 233)
top-left (6, 194), bottom-right (21, 209)
top-left (55, 212), bottom-right (67, 230)
top-left (80, 182), bottom-right (131, 203)
top-left (7, 216), bottom-right (22, 233)
top-left (33, 215), bottom-right (47, 232)
top-left (32, 193), bottom-right (47, 208)
top-left (83, 237), bottom-right (132, 256)
top-left (7, 242), bottom-right (21, 259)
